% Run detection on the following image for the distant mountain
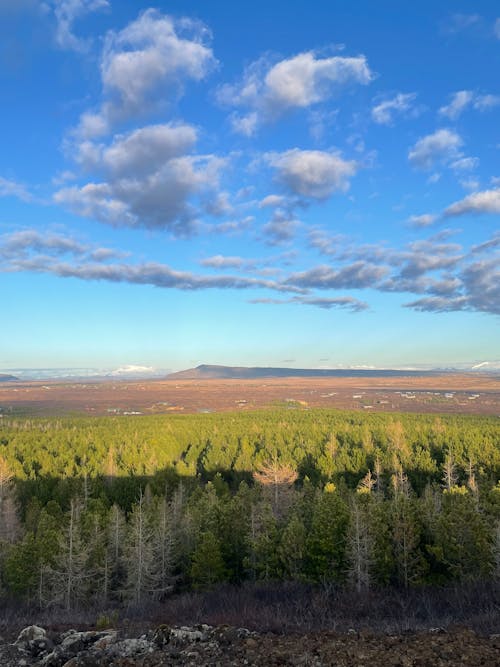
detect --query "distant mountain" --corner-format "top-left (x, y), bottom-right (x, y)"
top-left (166, 364), bottom-right (443, 380)
top-left (0, 374), bottom-right (18, 382)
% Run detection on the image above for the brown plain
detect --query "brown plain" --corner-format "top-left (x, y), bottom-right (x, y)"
top-left (0, 373), bottom-right (499, 417)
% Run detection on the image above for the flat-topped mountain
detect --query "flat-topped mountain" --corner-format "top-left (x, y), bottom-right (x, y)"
top-left (0, 374), bottom-right (18, 382)
top-left (166, 364), bottom-right (441, 380)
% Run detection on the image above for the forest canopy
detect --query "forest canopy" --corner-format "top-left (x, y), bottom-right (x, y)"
top-left (0, 409), bottom-right (498, 608)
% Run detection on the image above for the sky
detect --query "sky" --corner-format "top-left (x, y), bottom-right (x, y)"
top-left (0, 0), bottom-right (499, 374)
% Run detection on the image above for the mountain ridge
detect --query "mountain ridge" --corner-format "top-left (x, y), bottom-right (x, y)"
top-left (165, 364), bottom-right (447, 380)
top-left (0, 374), bottom-right (18, 382)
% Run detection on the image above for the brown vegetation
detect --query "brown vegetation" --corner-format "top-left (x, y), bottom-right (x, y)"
top-left (0, 374), bottom-right (498, 417)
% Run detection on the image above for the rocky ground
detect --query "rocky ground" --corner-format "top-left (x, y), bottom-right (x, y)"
top-left (1, 623), bottom-right (499, 666)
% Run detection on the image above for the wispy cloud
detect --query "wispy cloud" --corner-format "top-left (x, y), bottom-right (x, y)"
top-left (407, 213), bottom-right (438, 228)
top-left (2, 227), bottom-right (499, 315)
top-left (0, 229), bottom-right (126, 261)
top-left (0, 229), bottom-right (304, 294)
top-left (286, 262), bottom-right (388, 290)
top-left (371, 92), bottom-right (417, 125)
top-left (442, 13), bottom-right (481, 35)
top-left (439, 90), bottom-right (474, 119)
top-left (46, 0), bottom-right (109, 53)
top-left (439, 90), bottom-right (500, 119)
top-left (249, 295), bottom-right (369, 312)
top-left (0, 176), bottom-right (33, 202)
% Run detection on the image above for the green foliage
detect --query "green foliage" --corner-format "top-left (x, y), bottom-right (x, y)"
top-left (0, 409), bottom-right (498, 607)
top-left (306, 489), bottom-right (349, 582)
top-left (190, 531), bottom-right (226, 590)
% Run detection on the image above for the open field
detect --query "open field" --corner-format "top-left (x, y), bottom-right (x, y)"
top-left (0, 373), bottom-right (499, 417)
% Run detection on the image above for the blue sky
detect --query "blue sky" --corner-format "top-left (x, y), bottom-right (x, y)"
top-left (1, 0), bottom-right (499, 373)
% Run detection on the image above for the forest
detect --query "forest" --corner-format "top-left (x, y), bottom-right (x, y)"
top-left (0, 409), bottom-right (498, 610)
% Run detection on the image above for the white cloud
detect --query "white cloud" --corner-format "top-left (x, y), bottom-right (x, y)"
top-left (58, 121), bottom-right (230, 234)
top-left (459, 178), bottom-right (480, 191)
top-left (407, 214), bottom-right (437, 228)
top-left (200, 255), bottom-right (247, 269)
top-left (442, 13), bottom-right (480, 34)
top-left (48, 0), bottom-right (109, 52)
top-left (100, 123), bottom-right (197, 176)
top-left (218, 50), bottom-right (371, 134)
top-left (265, 149), bottom-right (358, 199)
top-left (259, 194), bottom-right (286, 208)
top-left (250, 295), bottom-right (369, 312)
top-left (474, 94), bottom-right (500, 110)
top-left (439, 90), bottom-right (500, 119)
top-left (408, 129), bottom-right (462, 170)
top-left (101, 9), bottom-right (215, 117)
top-left (55, 154), bottom-right (225, 234)
top-left (444, 188), bottom-right (500, 217)
top-left (0, 176), bottom-right (33, 202)
top-left (438, 90), bottom-right (473, 119)
top-left (262, 211), bottom-right (299, 246)
top-left (286, 262), bottom-right (388, 289)
top-left (371, 93), bottom-right (417, 125)
top-left (73, 9), bottom-right (215, 137)
top-left (450, 157), bottom-right (479, 171)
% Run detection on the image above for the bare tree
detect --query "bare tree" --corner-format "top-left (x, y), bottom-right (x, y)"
top-left (254, 458), bottom-right (298, 517)
top-left (373, 455), bottom-right (384, 496)
top-left (442, 453), bottom-right (458, 491)
top-left (0, 455), bottom-right (13, 502)
top-left (43, 498), bottom-right (89, 610)
top-left (358, 470), bottom-right (375, 493)
top-left (347, 496), bottom-right (373, 592)
top-left (150, 496), bottom-right (176, 599)
top-left (466, 459), bottom-right (478, 499)
top-left (124, 489), bottom-right (155, 605)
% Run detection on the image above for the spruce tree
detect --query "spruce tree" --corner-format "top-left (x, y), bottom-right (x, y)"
top-left (190, 531), bottom-right (226, 590)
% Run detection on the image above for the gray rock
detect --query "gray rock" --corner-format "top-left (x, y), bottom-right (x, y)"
top-left (107, 637), bottom-right (154, 657)
top-left (0, 643), bottom-right (32, 667)
top-left (14, 626), bottom-right (47, 646)
top-left (170, 625), bottom-right (210, 644)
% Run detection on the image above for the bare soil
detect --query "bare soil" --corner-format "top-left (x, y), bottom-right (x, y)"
top-left (0, 374), bottom-right (499, 417)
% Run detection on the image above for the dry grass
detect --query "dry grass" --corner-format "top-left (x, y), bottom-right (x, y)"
top-left (1, 374), bottom-right (499, 417)
top-left (0, 581), bottom-right (498, 639)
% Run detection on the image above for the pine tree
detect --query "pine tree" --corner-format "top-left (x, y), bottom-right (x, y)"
top-left (246, 500), bottom-right (281, 580)
top-left (306, 487), bottom-right (349, 582)
top-left (434, 486), bottom-right (493, 581)
top-left (390, 470), bottom-right (427, 587)
top-left (80, 499), bottom-right (111, 605)
top-left (279, 513), bottom-right (307, 580)
top-left (106, 503), bottom-right (127, 601)
top-left (494, 519), bottom-right (500, 581)
top-left (190, 531), bottom-right (226, 590)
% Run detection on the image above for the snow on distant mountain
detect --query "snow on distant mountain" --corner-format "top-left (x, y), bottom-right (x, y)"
top-left (1, 367), bottom-right (170, 381)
